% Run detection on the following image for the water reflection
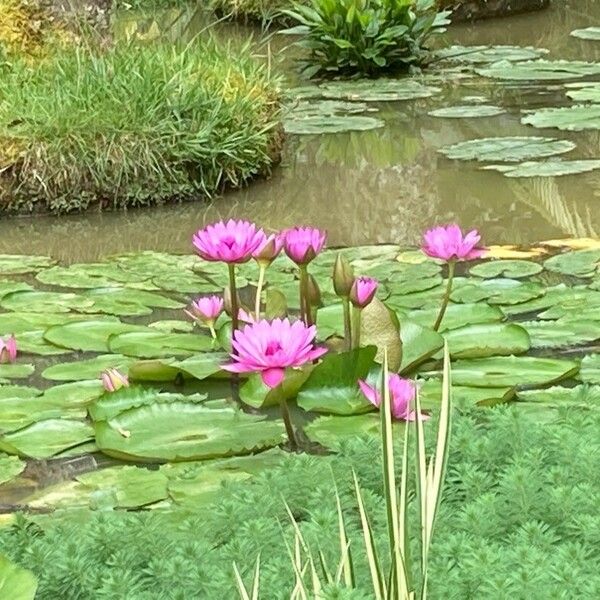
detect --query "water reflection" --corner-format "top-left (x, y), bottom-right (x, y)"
top-left (1, 1), bottom-right (600, 261)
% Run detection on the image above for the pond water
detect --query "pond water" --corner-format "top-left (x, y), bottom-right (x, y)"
top-left (1, 0), bottom-right (599, 262)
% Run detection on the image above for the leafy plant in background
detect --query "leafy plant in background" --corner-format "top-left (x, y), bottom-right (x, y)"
top-left (235, 346), bottom-right (452, 599)
top-left (282, 0), bottom-right (451, 77)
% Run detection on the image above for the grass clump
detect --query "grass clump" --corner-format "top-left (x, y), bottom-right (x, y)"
top-left (1, 404), bottom-right (600, 597)
top-left (210, 0), bottom-right (299, 25)
top-left (0, 38), bottom-right (282, 213)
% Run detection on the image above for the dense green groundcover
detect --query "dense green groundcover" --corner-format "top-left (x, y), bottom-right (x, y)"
top-left (1, 405), bottom-right (599, 598)
top-left (0, 38), bottom-right (282, 213)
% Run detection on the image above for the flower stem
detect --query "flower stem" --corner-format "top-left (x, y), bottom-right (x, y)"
top-left (255, 264), bottom-right (266, 321)
top-left (351, 306), bottom-right (362, 350)
top-left (299, 265), bottom-right (310, 325)
top-left (279, 398), bottom-right (298, 450)
top-left (209, 325), bottom-right (217, 340)
top-left (228, 263), bottom-right (239, 333)
top-left (342, 297), bottom-right (352, 351)
top-left (433, 260), bottom-right (455, 332)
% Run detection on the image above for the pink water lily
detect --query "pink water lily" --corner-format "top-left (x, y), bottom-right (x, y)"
top-left (283, 226), bottom-right (327, 266)
top-left (185, 296), bottom-right (224, 325)
top-left (223, 318), bottom-right (327, 388)
top-left (0, 335), bottom-right (17, 364)
top-left (358, 375), bottom-right (428, 422)
top-left (193, 219), bottom-right (267, 264)
top-left (101, 368), bottom-right (129, 392)
top-left (253, 233), bottom-right (284, 265)
top-left (422, 224), bottom-right (485, 262)
top-left (350, 276), bottom-right (378, 309)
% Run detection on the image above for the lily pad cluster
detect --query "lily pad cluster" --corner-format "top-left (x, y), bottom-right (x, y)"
top-left (0, 242), bottom-right (599, 510)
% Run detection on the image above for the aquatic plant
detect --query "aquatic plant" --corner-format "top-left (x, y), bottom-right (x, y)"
top-left (282, 0), bottom-right (451, 77)
top-left (349, 276), bottom-right (379, 348)
top-left (101, 368), bottom-right (129, 392)
top-left (185, 296), bottom-right (224, 338)
top-left (252, 234), bottom-right (284, 319)
top-left (358, 373), bottom-right (423, 421)
top-left (0, 335), bottom-right (17, 364)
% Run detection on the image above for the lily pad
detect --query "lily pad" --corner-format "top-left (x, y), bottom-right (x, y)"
top-left (580, 355), bottom-right (600, 384)
top-left (418, 380), bottom-right (515, 409)
top-left (42, 380), bottom-right (105, 409)
top-left (476, 59), bottom-right (600, 81)
top-left (240, 367), bottom-right (312, 409)
top-left (0, 254), bottom-right (54, 275)
top-left (284, 115), bottom-right (384, 135)
top-left (0, 364), bottom-right (34, 380)
top-left (42, 354), bottom-right (134, 381)
top-left (522, 105), bottom-right (600, 131)
top-left (451, 278), bottom-right (544, 305)
top-left (438, 136), bottom-right (576, 162)
top-left (0, 419), bottom-right (94, 458)
top-left (521, 319), bottom-right (600, 348)
top-left (304, 414), bottom-right (384, 450)
top-left (399, 321), bottom-right (444, 373)
top-left (108, 330), bottom-right (213, 358)
top-left (565, 83), bottom-right (600, 102)
top-left (36, 263), bottom-right (154, 289)
top-left (518, 384), bottom-right (600, 406)
top-left (405, 303), bottom-right (503, 332)
top-left (15, 331), bottom-right (72, 356)
top-left (470, 260), bottom-right (543, 279)
top-left (0, 397), bottom-right (85, 433)
top-left (94, 402), bottom-right (285, 462)
top-left (435, 45), bottom-right (548, 64)
top-left (0, 453), bottom-right (26, 485)
top-left (0, 291), bottom-right (95, 313)
top-left (570, 27), bottom-right (600, 41)
top-left (437, 356), bottom-right (579, 388)
top-left (0, 385), bottom-right (40, 399)
top-left (486, 159), bottom-right (600, 177)
top-left (0, 554), bottom-right (37, 600)
top-left (544, 249), bottom-right (600, 278)
top-left (443, 323), bottom-right (530, 358)
top-left (428, 105), bottom-right (505, 118)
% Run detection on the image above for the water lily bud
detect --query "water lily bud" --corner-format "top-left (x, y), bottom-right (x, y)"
top-left (101, 368), bottom-right (129, 393)
top-left (253, 234), bottom-right (283, 268)
top-left (307, 274), bottom-right (322, 307)
top-left (333, 253), bottom-right (354, 297)
top-left (350, 276), bottom-right (378, 309)
top-left (0, 335), bottom-right (17, 364)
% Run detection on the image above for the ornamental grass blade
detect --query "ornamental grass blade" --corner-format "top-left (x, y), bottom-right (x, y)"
top-left (335, 485), bottom-right (355, 587)
top-left (414, 379), bottom-right (428, 579)
top-left (233, 558), bottom-right (260, 600)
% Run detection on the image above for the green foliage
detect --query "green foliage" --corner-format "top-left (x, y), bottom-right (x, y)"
top-left (2, 404), bottom-right (600, 598)
top-left (0, 38), bottom-right (282, 213)
top-left (210, 0), bottom-right (296, 24)
top-left (282, 0), bottom-right (451, 77)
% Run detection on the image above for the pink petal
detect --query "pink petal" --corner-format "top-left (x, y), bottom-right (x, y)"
top-left (261, 368), bottom-right (285, 388)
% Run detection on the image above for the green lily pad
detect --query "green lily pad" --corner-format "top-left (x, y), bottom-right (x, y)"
top-left (435, 45), bottom-right (548, 64)
top-left (0, 281), bottom-right (33, 298)
top-left (501, 285), bottom-right (598, 316)
top-left (84, 288), bottom-right (184, 310)
top-left (42, 354), bottom-right (134, 382)
top-left (108, 330), bottom-right (213, 358)
top-left (0, 291), bottom-right (95, 313)
top-left (565, 82), bottom-right (600, 102)
top-left (0, 385), bottom-right (40, 399)
top-left (544, 249), bottom-right (600, 278)
top-left (284, 115), bottom-right (384, 135)
top-left (42, 380), bottom-right (105, 409)
top-left (240, 367), bottom-right (312, 409)
top-left (428, 105), bottom-right (505, 118)
top-left (0, 254), bottom-right (54, 275)
top-left (296, 347), bottom-right (376, 415)
top-left (437, 356), bottom-right (579, 388)
top-left (399, 321), bottom-right (444, 373)
top-left (418, 380), bottom-right (515, 410)
top-left (469, 260), bottom-right (543, 279)
top-left (517, 384), bottom-right (600, 407)
top-left (130, 353), bottom-right (227, 382)
top-left (405, 303), bottom-right (503, 332)
top-left (148, 320), bottom-right (194, 333)
top-left (36, 263), bottom-right (154, 289)
top-left (451, 278), bottom-right (544, 305)
top-left (0, 453), bottom-right (26, 485)
top-left (0, 312), bottom-right (88, 335)
top-left (580, 354), bottom-right (600, 384)
top-left (522, 105), bottom-right (600, 131)
top-left (443, 323), bottom-right (530, 358)
top-left (570, 27), bottom-right (600, 41)
top-left (0, 364), bottom-right (34, 380)
top-left (94, 402), bottom-right (285, 462)
top-left (438, 136), bottom-right (576, 162)
top-left (0, 396), bottom-right (85, 433)
top-left (304, 414), bottom-right (384, 450)
top-left (0, 553), bottom-right (37, 600)
top-left (44, 319), bottom-right (147, 352)
top-left (0, 419), bottom-right (94, 458)
top-left (15, 330), bottom-right (71, 356)
top-left (521, 319), bottom-right (600, 348)
top-left (476, 59), bottom-right (600, 81)
top-left (486, 159), bottom-right (600, 178)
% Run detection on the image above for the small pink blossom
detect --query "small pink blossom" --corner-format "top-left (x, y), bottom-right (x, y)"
top-left (185, 296), bottom-right (224, 325)
top-left (358, 375), bottom-right (428, 422)
top-left (422, 224), bottom-right (485, 262)
top-left (282, 227), bottom-right (327, 266)
top-left (223, 318), bottom-right (327, 388)
top-left (0, 335), bottom-right (17, 364)
top-left (253, 233), bottom-right (283, 265)
top-left (238, 308), bottom-right (256, 324)
top-left (350, 277), bottom-right (378, 309)
top-left (101, 368), bottom-right (129, 393)
top-left (193, 219), bottom-right (267, 264)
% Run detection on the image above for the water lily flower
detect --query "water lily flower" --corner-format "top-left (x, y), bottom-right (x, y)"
top-left (422, 224), bottom-right (485, 262)
top-left (282, 226), bottom-right (327, 266)
top-left (0, 335), bottom-right (17, 364)
top-left (193, 219), bottom-right (267, 264)
top-left (101, 368), bottom-right (129, 393)
top-left (253, 233), bottom-right (284, 267)
top-left (223, 318), bottom-right (327, 388)
top-left (349, 276), bottom-right (378, 309)
top-left (358, 375), bottom-right (428, 422)
top-left (185, 296), bottom-right (224, 326)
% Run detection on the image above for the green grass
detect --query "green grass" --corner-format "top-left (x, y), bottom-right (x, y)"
top-left (0, 38), bottom-right (282, 213)
top-left (210, 0), bottom-right (300, 24)
top-left (2, 403), bottom-right (600, 598)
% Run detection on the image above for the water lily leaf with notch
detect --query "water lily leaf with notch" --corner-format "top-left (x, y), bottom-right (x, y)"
top-left (42, 354), bottom-right (134, 382)
top-left (42, 380), bottom-right (105, 409)
top-left (522, 105), bottom-right (600, 131)
top-left (518, 384), bottom-right (600, 407)
top-left (108, 330), bottom-right (213, 358)
top-left (470, 259), bottom-right (543, 279)
top-left (0, 280), bottom-right (32, 299)
top-left (579, 354), bottom-right (600, 383)
top-left (44, 319), bottom-right (147, 352)
top-left (433, 356), bottom-right (580, 388)
top-left (284, 115), bottom-right (385, 135)
top-left (0, 312), bottom-right (90, 335)
top-left (361, 298), bottom-right (403, 370)
top-left (418, 380), bottom-right (515, 410)
top-left (0, 364), bottom-right (34, 380)
top-left (399, 321), bottom-right (444, 373)
top-left (94, 402), bottom-right (285, 462)
top-left (0, 419), bottom-right (94, 458)
top-left (76, 465), bottom-right (169, 509)
top-left (501, 284), bottom-right (600, 316)
top-left (435, 44), bottom-right (548, 63)
top-left (405, 303), bottom-right (503, 332)
top-left (0, 453), bottom-right (25, 485)
top-left (451, 278), bottom-right (544, 305)
top-left (544, 249), bottom-right (600, 278)
top-left (485, 160), bottom-right (600, 177)
top-left (0, 553), bottom-right (37, 600)
top-left (36, 263), bottom-right (155, 289)
top-left (15, 330), bottom-right (73, 356)
top-left (438, 136), bottom-right (576, 162)
top-left (240, 367), bottom-right (312, 409)
top-left (571, 27), bottom-right (600, 41)
top-left (296, 347), bottom-right (376, 415)
top-left (0, 291), bottom-right (95, 313)
top-left (304, 413), bottom-right (386, 450)
top-left (0, 396), bottom-right (86, 433)
top-left (521, 319), bottom-right (600, 348)
top-left (443, 323), bottom-right (530, 358)
top-left (429, 105), bottom-right (505, 118)
top-left (476, 59), bottom-right (600, 81)
top-left (0, 254), bottom-right (54, 275)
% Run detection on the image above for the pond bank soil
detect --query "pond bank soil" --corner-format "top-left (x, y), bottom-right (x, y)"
top-left (444, 0), bottom-right (550, 21)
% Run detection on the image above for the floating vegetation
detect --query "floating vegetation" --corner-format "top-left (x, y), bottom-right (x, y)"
top-left (435, 44), bottom-right (548, 64)
top-left (570, 27), bottom-right (600, 41)
top-left (484, 160), bottom-right (600, 178)
top-left (428, 105), bottom-right (506, 118)
top-left (476, 59), bottom-right (600, 81)
top-left (565, 82), bottom-right (600, 102)
top-left (522, 104), bottom-right (600, 131)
